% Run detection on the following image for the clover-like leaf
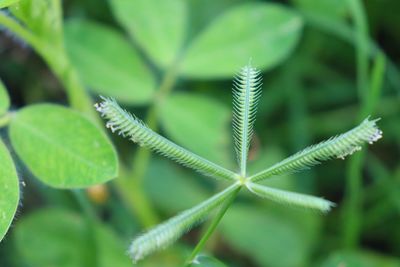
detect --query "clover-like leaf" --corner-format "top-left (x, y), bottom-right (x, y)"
top-left (10, 104), bottom-right (118, 188)
top-left (180, 3), bottom-right (303, 78)
top-left (64, 19), bottom-right (155, 105)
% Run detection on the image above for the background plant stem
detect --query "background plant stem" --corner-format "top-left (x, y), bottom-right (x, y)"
top-left (342, 0), bottom-right (386, 247)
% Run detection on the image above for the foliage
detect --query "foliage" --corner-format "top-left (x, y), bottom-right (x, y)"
top-left (0, 0), bottom-right (399, 266)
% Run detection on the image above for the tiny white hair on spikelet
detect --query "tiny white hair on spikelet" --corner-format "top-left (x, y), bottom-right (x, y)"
top-left (249, 117), bottom-right (382, 182)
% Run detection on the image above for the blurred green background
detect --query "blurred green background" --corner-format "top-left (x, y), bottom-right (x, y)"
top-left (0, 0), bottom-right (399, 266)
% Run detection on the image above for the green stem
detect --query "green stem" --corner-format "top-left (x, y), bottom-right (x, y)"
top-left (114, 167), bottom-right (159, 227)
top-left (342, 0), bottom-right (370, 249)
top-left (72, 190), bottom-right (99, 267)
top-left (347, 0), bottom-right (369, 100)
top-left (185, 187), bottom-right (241, 266)
top-left (72, 189), bottom-right (98, 221)
top-left (0, 13), bottom-right (97, 122)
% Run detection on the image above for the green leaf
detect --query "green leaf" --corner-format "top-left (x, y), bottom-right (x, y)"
top-left (0, 0), bottom-right (19, 9)
top-left (221, 204), bottom-right (319, 267)
top-left (109, 0), bottom-right (186, 68)
top-left (180, 3), bottom-right (303, 78)
top-left (190, 255), bottom-right (228, 267)
top-left (320, 251), bottom-right (400, 267)
top-left (14, 209), bottom-right (132, 267)
top-left (160, 93), bottom-right (232, 167)
top-left (0, 139), bottom-right (19, 241)
top-left (64, 19), bottom-right (155, 105)
top-left (9, 104), bottom-right (118, 188)
top-left (10, 0), bottom-right (63, 45)
top-left (0, 79), bottom-right (10, 116)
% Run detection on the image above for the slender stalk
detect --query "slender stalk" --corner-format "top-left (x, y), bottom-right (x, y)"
top-left (72, 189), bottom-right (98, 221)
top-left (0, 13), bottom-right (96, 121)
top-left (185, 187), bottom-right (241, 266)
top-left (114, 167), bottom-right (159, 227)
top-left (0, 12), bottom-right (42, 51)
top-left (342, 38), bottom-right (385, 250)
top-left (72, 190), bottom-right (99, 267)
top-left (347, 0), bottom-right (369, 100)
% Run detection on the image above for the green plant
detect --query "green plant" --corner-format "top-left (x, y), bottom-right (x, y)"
top-left (96, 63), bottom-right (382, 264)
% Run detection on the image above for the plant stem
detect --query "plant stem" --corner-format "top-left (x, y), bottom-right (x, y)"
top-left (0, 13), bottom-right (97, 122)
top-left (72, 189), bottom-right (98, 221)
top-left (341, 0), bottom-right (370, 249)
top-left (114, 166), bottom-right (159, 227)
top-left (347, 0), bottom-right (369, 101)
top-left (185, 187), bottom-right (241, 266)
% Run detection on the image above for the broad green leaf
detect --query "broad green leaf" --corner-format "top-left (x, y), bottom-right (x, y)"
top-left (109, 0), bottom-right (186, 69)
top-left (64, 20), bottom-right (155, 105)
top-left (144, 158), bottom-right (208, 213)
top-left (320, 251), bottom-right (400, 267)
top-left (0, 139), bottom-right (19, 241)
top-left (9, 104), bottom-right (118, 188)
top-left (160, 93), bottom-right (232, 167)
top-left (190, 255), bottom-right (228, 267)
top-left (0, 0), bottom-right (19, 8)
top-left (221, 204), bottom-right (319, 267)
top-left (14, 209), bottom-right (132, 267)
top-left (10, 0), bottom-right (63, 46)
top-left (0, 79), bottom-right (10, 116)
top-left (180, 3), bottom-right (303, 78)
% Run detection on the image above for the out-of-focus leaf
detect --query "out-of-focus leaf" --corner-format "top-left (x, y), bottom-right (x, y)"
top-left (109, 0), bottom-right (186, 69)
top-left (180, 3), bottom-right (303, 78)
top-left (10, 0), bottom-right (63, 45)
top-left (14, 209), bottom-right (132, 267)
top-left (190, 255), bottom-right (228, 267)
top-left (160, 93), bottom-right (232, 167)
top-left (293, 0), bottom-right (347, 19)
top-left (0, 139), bottom-right (19, 241)
top-left (320, 251), bottom-right (400, 267)
top-left (144, 158), bottom-right (208, 213)
top-left (0, 0), bottom-right (19, 8)
top-left (220, 204), bottom-right (319, 267)
top-left (0, 79), bottom-right (10, 116)
top-left (9, 104), bottom-right (118, 188)
top-left (64, 20), bottom-right (155, 105)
